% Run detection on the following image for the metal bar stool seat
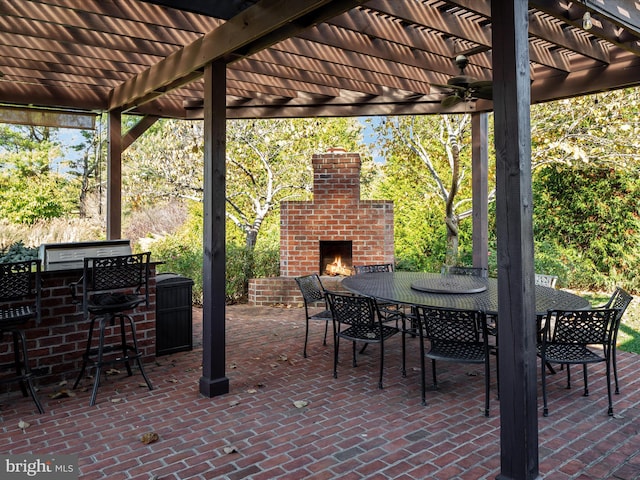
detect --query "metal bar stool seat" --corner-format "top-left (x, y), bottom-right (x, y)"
top-left (0, 260), bottom-right (45, 414)
top-left (73, 253), bottom-right (154, 406)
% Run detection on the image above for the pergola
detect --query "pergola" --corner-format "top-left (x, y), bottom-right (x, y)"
top-left (2, 1), bottom-right (639, 479)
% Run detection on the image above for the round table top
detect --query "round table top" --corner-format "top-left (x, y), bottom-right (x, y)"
top-left (341, 271), bottom-right (590, 316)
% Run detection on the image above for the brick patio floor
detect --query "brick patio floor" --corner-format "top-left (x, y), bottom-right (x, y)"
top-left (1, 304), bottom-right (639, 479)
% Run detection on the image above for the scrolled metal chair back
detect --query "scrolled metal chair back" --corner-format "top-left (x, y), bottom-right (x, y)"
top-left (420, 306), bottom-right (484, 344)
top-left (353, 264), bottom-right (394, 274)
top-left (0, 260), bottom-right (40, 301)
top-left (442, 265), bottom-right (488, 278)
top-left (326, 292), bottom-right (379, 328)
top-left (83, 252), bottom-right (151, 308)
top-left (547, 309), bottom-right (616, 346)
top-left (295, 274), bottom-right (325, 304)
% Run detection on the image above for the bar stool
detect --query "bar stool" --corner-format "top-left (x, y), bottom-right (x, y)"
top-left (0, 259), bottom-right (45, 414)
top-left (72, 252), bottom-right (154, 406)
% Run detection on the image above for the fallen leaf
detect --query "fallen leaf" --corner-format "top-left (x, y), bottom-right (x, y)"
top-left (106, 369), bottom-right (120, 376)
top-left (167, 378), bottom-right (178, 383)
top-left (247, 388), bottom-right (257, 394)
top-left (279, 354), bottom-right (288, 361)
top-left (229, 362), bottom-right (237, 369)
top-left (49, 389), bottom-right (76, 399)
top-left (293, 400), bottom-right (308, 409)
top-left (229, 400), bottom-right (240, 407)
top-left (18, 420), bottom-right (29, 433)
top-left (140, 432), bottom-right (159, 444)
top-left (58, 380), bottom-right (68, 387)
top-left (223, 446), bottom-right (238, 454)
top-left (111, 398), bottom-right (123, 403)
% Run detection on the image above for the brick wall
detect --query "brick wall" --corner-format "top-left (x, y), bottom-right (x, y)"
top-left (249, 150), bottom-right (394, 306)
top-left (280, 151), bottom-right (394, 278)
top-left (0, 267), bottom-right (157, 390)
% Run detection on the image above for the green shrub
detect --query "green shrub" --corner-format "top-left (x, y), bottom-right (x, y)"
top-left (0, 241), bottom-right (38, 263)
top-left (533, 165), bottom-right (640, 292)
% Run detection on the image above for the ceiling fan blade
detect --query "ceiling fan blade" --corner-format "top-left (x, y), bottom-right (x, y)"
top-left (474, 89), bottom-right (493, 100)
top-left (430, 82), bottom-right (466, 92)
top-left (441, 94), bottom-right (463, 107)
top-left (469, 80), bottom-right (492, 89)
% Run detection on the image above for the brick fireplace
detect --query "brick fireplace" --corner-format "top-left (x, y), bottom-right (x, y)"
top-left (249, 150), bottom-right (394, 306)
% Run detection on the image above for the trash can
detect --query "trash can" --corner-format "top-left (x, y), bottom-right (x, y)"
top-left (155, 273), bottom-right (194, 356)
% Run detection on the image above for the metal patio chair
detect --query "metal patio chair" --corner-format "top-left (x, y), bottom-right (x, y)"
top-left (0, 259), bottom-right (45, 414)
top-left (72, 252), bottom-right (154, 406)
top-left (415, 305), bottom-right (491, 416)
top-left (441, 265), bottom-right (489, 278)
top-left (352, 263), bottom-right (407, 326)
top-left (325, 291), bottom-right (399, 389)
top-left (596, 287), bottom-right (633, 394)
top-left (294, 274), bottom-right (331, 358)
top-left (535, 273), bottom-right (558, 288)
top-left (538, 308), bottom-right (618, 417)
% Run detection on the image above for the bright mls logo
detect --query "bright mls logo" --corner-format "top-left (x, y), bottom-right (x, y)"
top-left (0, 455), bottom-right (78, 479)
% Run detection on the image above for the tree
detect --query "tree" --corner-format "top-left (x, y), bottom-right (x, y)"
top-left (0, 125), bottom-right (78, 224)
top-left (124, 117), bottom-right (367, 251)
top-left (374, 114), bottom-right (489, 266)
top-left (530, 88), bottom-right (640, 172)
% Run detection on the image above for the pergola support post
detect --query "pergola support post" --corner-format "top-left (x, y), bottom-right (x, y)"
top-left (106, 109), bottom-right (122, 240)
top-left (199, 59), bottom-right (230, 397)
top-left (492, 0), bottom-right (539, 479)
top-left (472, 112), bottom-right (489, 270)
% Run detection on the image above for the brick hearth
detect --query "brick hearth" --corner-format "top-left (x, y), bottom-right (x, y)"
top-left (249, 150), bottom-right (394, 306)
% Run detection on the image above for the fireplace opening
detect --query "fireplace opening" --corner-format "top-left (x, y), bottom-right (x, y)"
top-left (319, 241), bottom-right (353, 276)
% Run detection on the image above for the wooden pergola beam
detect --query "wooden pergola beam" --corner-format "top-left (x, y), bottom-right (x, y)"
top-left (108, 0), bottom-right (370, 112)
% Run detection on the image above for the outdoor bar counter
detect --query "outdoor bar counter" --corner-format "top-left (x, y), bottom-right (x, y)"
top-left (0, 241), bottom-right (158, 390)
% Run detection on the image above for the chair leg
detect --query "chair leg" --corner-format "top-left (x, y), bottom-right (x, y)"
top-left (333, 335), bottom-right (339, 379)
top-left (612, 347), bottom-right (620, 394)
top-left (14, 330), bottom-right (44, 414)
top-left (12, 332), bottom-right (28, 398)
top-left (74, 316), bottom-right (97, 390)
top-left (566, 364), bottom-right (572, 389)
top-left (582, 364), bottom-right (589, 397)
top-left (322, 320), bottom-right (328, 346)
top-left (352, 341), bottom-right (358, 367)
top-left (484, 356), bottom-right (490, 417)
top-left (420, 334), bottom-right (427, 406)
top-left (378, 340), bottom-right (384, 389)
top-left (541, 357), bottom-right (549, 417)
top-left (89, 316), bottom-right (108, 407)
top-left (125, 315), bottom-right (153, 391)
top-left (430, 359), bottom-right (438, 389)
top-left (401, 325), bottom-right (407, 378)
top-left (606, 358), bottom-right (614, 416)
top-left (119, 315), bottom-right (133, 377)
top-left (303, 318), bottom-right (309, 358)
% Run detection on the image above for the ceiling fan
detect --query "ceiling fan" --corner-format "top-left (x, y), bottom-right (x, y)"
top-left (431, 55), bottom-right (493, 107)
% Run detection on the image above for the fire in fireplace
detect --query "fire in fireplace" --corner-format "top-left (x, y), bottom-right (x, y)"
top-left (320, 241), bottom-right (353, 276)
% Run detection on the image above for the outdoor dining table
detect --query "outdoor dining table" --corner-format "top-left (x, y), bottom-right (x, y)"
top-left (341, 271), bottom-right (591, 315)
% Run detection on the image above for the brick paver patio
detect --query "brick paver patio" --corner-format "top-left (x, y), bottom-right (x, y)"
top-left (1, 304), bottom-right (639, 479)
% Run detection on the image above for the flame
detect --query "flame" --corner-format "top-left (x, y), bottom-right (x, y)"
top-left (325, 255), bottom-right (352, 276)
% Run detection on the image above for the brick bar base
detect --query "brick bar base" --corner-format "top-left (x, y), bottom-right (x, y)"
top-left (248, 276), bottom-right (346, 306)
top-left (0, 266), bottom-right (157, 391)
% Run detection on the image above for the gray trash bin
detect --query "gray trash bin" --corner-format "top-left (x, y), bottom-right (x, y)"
top-left (156, 273), bottom-right (194, 356)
